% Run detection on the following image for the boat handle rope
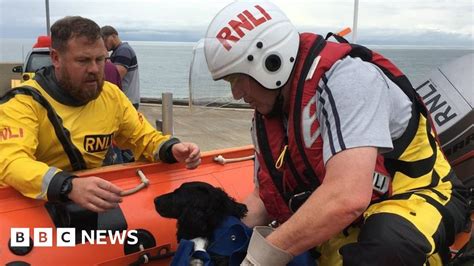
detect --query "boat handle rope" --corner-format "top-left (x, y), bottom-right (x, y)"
top-left (136, 244), bottom-right (150, 264)
top-left (139, 244), bottom-right (151, 264)
top-left (120, 169), bottom-right (150, 196)
top-left (130, 244), bottom-right (176, 266)
top-left (213, 154), bottom-right (255, 165)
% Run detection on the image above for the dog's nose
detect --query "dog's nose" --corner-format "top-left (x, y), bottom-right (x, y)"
top-left (154, 194), bottom-right (179, 218)
top-left (154, 195), bottom-right (168, 214)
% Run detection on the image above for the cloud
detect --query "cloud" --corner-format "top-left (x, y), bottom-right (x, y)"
top-left (0, 0), bottom-right (472, 47)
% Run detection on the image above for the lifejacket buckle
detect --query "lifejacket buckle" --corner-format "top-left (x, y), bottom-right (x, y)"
top-left (268, 220), bottom-right (280, 228)
top-left (288, 191), bottom-right (313, 213)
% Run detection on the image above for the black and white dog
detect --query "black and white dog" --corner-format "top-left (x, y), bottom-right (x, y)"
top-left (154, 181), bottom-right (248, 241)
top-left (154, 182), bottom-right (315, 266)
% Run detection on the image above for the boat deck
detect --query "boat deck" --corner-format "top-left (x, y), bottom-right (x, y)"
top-left (139, 103), bottom-right (254, 152)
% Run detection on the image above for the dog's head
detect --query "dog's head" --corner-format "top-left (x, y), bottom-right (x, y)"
top-left (154, 181), bottom-right (248, 240)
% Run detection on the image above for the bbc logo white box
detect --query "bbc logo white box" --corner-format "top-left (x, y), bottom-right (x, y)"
top-left (34, 228), bottom-right (53, 247)
top-left (10, 228), bottom-right (30, 247)
top-left (57, 228), bottom-right (76, 247)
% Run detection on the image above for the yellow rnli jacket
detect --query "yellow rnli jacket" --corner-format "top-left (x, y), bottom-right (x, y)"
top-left (0, 66), bottom-right (177, 201)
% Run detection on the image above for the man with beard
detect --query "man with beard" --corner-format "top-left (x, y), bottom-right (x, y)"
top-left (0, 16), bottom-right (201, 213)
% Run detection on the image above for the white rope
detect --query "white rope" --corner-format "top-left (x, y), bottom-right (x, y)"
top-left (213, 154), bottom-right (255, 165)
top-left (120, 169), bottom-right (150, 196)
top-left (139, 244), bottom-right (149, 264)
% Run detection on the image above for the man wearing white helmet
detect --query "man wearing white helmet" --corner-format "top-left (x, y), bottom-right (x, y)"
top-left (204, 1), bottom-right (469, 266)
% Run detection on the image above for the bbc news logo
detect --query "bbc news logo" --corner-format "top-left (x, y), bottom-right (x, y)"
top-left (11, 228), bottom-right (138, 247)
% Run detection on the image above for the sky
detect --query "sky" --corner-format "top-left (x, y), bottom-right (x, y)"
top-left (0, 0), bottom-right (473, 47)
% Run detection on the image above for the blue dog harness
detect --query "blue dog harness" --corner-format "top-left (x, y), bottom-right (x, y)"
top-left (171, 216), bottom-right (250, 266)
top-left (170, 216), bottom-right (316, 266)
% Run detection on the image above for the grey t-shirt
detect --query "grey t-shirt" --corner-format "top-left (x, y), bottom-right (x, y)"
top-left (110, 42), bottom-right (140, 105)
top-left (316, 56), bottom-right (412, 164)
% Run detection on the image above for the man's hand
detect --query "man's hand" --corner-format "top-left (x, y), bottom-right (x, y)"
top-left (242, 187), bottom-right (271, 228)
top-left (171, 142), bottom-right (201, 169)
top-left (68, 176), bottom-right (123, 212)
top-left (241, 226), bottom-right (293, 266)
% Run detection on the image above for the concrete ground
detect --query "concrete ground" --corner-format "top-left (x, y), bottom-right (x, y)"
top-left (139, 103), bottom-right (254, 151)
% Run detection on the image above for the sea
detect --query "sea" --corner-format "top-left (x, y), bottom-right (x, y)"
top-left (1, 39), bottom-right (472, 105)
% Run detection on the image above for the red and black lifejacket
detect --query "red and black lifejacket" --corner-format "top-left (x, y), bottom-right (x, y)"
top-left (254, 33), bottom-right (435, 223)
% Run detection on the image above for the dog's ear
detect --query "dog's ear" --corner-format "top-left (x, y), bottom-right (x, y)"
top-left (223, 194), bottom-right (248, 219)
top-left (227, 200), bottom-right (248, 219)
top-left (176, 206), bottom-right (211, 240)
top-left (210, 187), bottom-right (248, 219)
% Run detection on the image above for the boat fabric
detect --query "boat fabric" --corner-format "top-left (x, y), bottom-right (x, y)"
top-left (253, 33), bottom-right (469, 265)
top-left (0, 66), bottom-right (174, 200)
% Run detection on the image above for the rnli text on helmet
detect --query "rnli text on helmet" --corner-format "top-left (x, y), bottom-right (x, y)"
top-left (217, 5), bottom-right (272, 51)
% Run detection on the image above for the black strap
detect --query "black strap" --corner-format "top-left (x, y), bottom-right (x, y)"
top-left (417, 193), bottom-right (456, 247)
top-left (385, 103), bottom-right (420, 160)
top-left (384, 115), bottom-right (438, 178)
top-left (347, 44), bottom-right (421, 104)
top-left (352, 46), bottom-right (430, 127)
top-left (285, 146), bottom-right (317, 191)
top-left (383, 191), bottom-right (455, 245)
top-left (1, 86), bottom-right (87, 171)
top-left (255, 118), bottom-right (318, 208)
top-left (292, 35), bottom-right (326, 190)
top-left (325, 32), bottom-right (350, 43)
top-left (347, 43), bottom-right (443, 182)
top-left (255, 113), bottom-right (287, 202)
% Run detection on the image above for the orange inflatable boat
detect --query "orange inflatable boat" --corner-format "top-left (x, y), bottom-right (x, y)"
top-left (1, 144), bottom-right (472, 265)
top-left (0, 146), bottom-right (255, 265)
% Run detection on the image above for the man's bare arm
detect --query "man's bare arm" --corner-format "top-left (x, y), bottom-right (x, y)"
top-left (115, 64), bottom-right (128, 79)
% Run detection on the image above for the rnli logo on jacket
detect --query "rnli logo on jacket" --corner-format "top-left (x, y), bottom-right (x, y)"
top-left (84, 134), bottom-right (113, 153)
top-left (138, 112), bottom-right (144, 124)
top-left (0, 127), bottom-right (24, 141)
top-left (373, 172), bottom-right (390, 194)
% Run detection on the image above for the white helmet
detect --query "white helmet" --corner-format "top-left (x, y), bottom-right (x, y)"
top-left (204, 1), bottom-right (299, 89)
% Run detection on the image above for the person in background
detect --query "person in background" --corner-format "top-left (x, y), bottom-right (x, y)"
top-left (0, 16), bottom-right (201, 213)
top-left (100, 25), bottom-right (140, 110)
top-left (104, 60), bottom-right (122, 89)
top-left (101, 25), bottom-right (140, 162)
top-left (103, 60), bottom-right (124, 165)
top-left (203, 1), bottom-right (469, 265)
